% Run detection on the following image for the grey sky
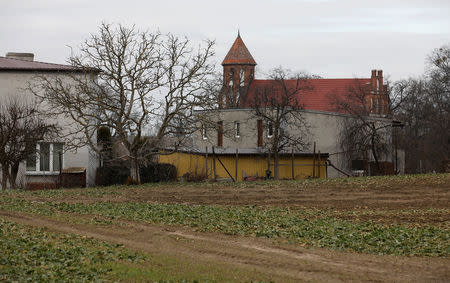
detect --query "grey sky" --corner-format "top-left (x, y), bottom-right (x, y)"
top-left (2, 0), bottom-right (450, 80)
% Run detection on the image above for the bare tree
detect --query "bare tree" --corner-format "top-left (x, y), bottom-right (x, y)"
top-left (393, 44), bottom-right (450, 173)
top-left (249, 67), bottom-right (312, 179)
top-left (30, 23), bottom-right (215, 183)
top-left (333, 79), bottom-right (392, 174)
top-left (426, 44), bottom-right (450, 168)
top-left (0, 97), bottom-right (58, 190)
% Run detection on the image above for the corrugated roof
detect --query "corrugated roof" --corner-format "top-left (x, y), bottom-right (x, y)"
top-left (162, 147), bottom-right (329, 157)
top-left (245, 78), bottom-right (372, 113)
top-left (0, 56), bottom-right (98, 72)
top-left (222, 34), bottom-right (257, 66)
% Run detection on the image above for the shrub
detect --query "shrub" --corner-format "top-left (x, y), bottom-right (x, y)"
top-left (181, 171), bottom-right (207, 182)
top-left (140, 163), bottom-right (177, 183)
top-left (96, 161), bottom-right (130, 186)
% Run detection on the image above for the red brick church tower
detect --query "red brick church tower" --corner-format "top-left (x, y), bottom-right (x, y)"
top-left (220, 32), bottom-right (257, 108)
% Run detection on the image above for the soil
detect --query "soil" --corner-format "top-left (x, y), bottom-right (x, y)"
top-left (29, 182), bottom-right (450, 209)
top-left (25, 179), bottom-right (450, 226)
top-left (1, 210), bottom-right (448, 282)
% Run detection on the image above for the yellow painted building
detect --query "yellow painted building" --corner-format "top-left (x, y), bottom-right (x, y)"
top-left (158, 150), bottom-right (328, 181)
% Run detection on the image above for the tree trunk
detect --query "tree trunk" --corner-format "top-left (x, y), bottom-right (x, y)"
top-left (371, 136), bottom-right (381, 175)
top-left (9, 162), bottom-right (19, 189)
top-left (1, 164), bottom-right (9, 190)
top-left (130, 157), bottom-right (141, 184)
top-left (273, 152), bottom-right (279, 180)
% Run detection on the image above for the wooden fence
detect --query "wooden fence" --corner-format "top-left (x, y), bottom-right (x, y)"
top-left (159, 148), bottom-right (328, 181)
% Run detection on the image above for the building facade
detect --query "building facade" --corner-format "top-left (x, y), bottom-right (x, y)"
top-left (193, 34), bottom-right (394, 178)
top-left (0, 52), bottom-right (99, 188)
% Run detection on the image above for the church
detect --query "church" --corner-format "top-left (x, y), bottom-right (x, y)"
top-left (190, 33), bottom-right (394, 178)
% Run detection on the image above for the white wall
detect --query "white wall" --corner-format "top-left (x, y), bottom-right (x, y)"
top-left (0, 71), bottom-right (98, 187)
top-left (193, 108), bottom-right (394, 178)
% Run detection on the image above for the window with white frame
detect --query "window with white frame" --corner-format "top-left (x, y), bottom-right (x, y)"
top-left (26, 142), bottom-right (64, 173)
top-left (201, 124), bottom-right (208, 140)
top-left (234, 121), bottom-right (240, 138)
top-left (267, 121), bottom-right (274, 138)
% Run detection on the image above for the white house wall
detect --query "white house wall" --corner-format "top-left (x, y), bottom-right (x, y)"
top-left (0, 71), bottom-right (98, 187)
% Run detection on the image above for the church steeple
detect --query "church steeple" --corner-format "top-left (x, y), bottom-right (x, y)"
top-left (220, 33), bottom-right (257, 108)
top-left (221, 33), bottom-right (256, 66)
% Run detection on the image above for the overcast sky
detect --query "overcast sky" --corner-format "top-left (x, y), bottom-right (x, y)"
top-left (2, 0), bottom-right (450, 81)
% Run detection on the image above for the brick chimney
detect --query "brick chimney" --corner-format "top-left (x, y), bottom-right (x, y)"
top-left (371, 69), bottom-right (377, 93)
top-left (6, 52), bottom-right (34, 62)
top-left (377, 70), bottom-right (383, 94)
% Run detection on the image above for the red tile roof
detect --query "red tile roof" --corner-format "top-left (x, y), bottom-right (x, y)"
top-left (222, 35), bottom-right (257, 66)
top-left (245, 78), bottom-right (371, 113)
top-left (0, 56), bottom-right (97, 72)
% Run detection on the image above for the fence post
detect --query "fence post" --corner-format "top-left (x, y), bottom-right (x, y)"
top-left (235, 148), bottom-right (239, 182)
top-left (318, 150), bottom-right (321, 178)
top-left (291, 148), bottom-right (295, 180)
top-left (205, 146), bottom-right (209, 181)
top-left (312, 142), bottom-right (316, 178)
top-left (212, 146), bottom-right (217, 181)
top-left (58, 152), bottom-right (62, 188)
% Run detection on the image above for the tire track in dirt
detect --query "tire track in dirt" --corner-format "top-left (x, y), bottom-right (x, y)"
top-left (1, 210), bottom-right (449, 282)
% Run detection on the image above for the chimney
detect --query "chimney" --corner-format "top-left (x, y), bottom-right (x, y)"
top-left (371, 69), bottom-right (377, 93)
top-left (377, 70), bottom-right (383, 94)
top-left (6, 52), bottom-right (34, 62)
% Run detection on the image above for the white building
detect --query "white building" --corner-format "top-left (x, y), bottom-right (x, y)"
top-left (0, 52), bottom-right (99, 189)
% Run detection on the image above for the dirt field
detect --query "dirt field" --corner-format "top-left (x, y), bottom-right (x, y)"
top-left (1, 174), bottom-right (449, 282)
top-left (1, 210), bottom-right (448, 282)
top-left (24, 174), bottom-right (450, 226)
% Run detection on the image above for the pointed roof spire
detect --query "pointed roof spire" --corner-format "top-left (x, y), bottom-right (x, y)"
top-left (222, 33), bottom-right (256, 66)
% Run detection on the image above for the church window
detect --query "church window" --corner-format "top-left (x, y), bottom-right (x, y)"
top-left (240, 69), bottom-right (245, 86)
top-left (229, 68), bottom-right (234, 81)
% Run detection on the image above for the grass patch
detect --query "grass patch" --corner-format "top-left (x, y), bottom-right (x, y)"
top-left (1, 197), bottom-right (448, 257)
top-left (0, 218), bottom-right (283, 282)
top-left (0, 219), bottom-right (145, 282)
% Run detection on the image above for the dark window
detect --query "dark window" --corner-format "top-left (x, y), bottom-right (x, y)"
top-left (40, 143), bottom-right (50, 171)
top-left (267, 121), bottom-right (274, 138)
top-left (217, 121), bottom-right (223, 147)
top-left (234, 121), bottom-right (240, 138)
top-left (257, 120), bottom-right (262, 147)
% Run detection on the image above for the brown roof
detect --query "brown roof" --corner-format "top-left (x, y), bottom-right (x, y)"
top-left (0, 56), bottom-right (98, 72)
top-left (222, 34), bottom-right (257, 66)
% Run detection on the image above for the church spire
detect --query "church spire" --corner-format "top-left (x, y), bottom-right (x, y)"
top-left (221, 33), bottom-right (256, 66)
top-left (220, 33), bottom-right (257, 109)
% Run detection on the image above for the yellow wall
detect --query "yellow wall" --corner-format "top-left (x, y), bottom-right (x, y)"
top-left (158, 152), bottom-right (327, 181)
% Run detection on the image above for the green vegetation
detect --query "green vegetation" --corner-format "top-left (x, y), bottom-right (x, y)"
top-left (0, 219), bottom-right (144, 282)
top-left (0, 219), bottom-right (281, 282)
top-left (10, 173), bottom-right (450, 200)
top-left (0, 174), bottom-right (448, 281)
top-left (1, 197), bottom-right (448, 257)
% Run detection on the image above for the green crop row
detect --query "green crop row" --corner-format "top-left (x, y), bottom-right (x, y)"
top-left (5, 173), bottom-right (449, 200)
top-left (1, 197), bottom-right (448, 257)
top-left (0, 219), bottom-right (145, 282)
